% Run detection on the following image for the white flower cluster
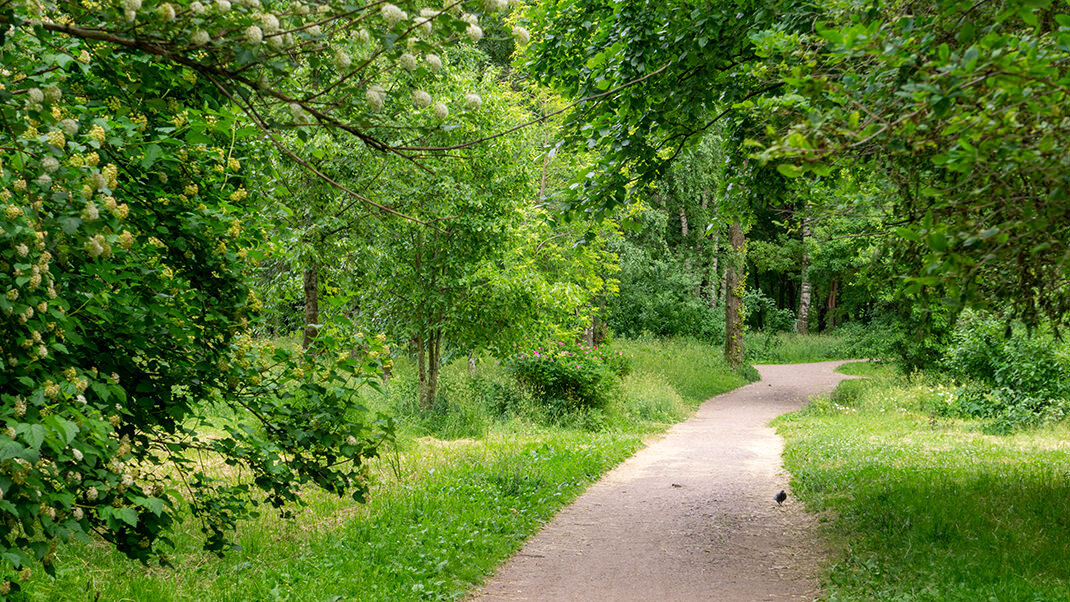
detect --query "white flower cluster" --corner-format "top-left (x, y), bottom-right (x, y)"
top-left (381, 3), bottom-right (407, 26)
top-left (123, 0), bottom-right (140, 21)
top-left (433, 102), bottom-right (449, 119)
top-left (246, 25), bottom-right (263, 45)
top-left (399, 52), bottom-right (417, 70)
top-left (334, 49), bottom-right (351, 70)
top-left (60, 118), bottom-right (79, 136)
top-left (426, 54), bottom-right (442, 72)
top-left (158, 2), bottom-right (175, 21)
top-left (413, 89), bottom-right (432, 108)
top-left (513, 26), bottom-right (530, 46)
top-left (191, 29), bottom-right (211, 46)
top-left (261, 13), bottom-right (280, 34)
top-left (81, 201), bottom-right (99, 222)
top-left (464, 93), bottom-right (482, 111)
top-left (84, 234), bottom-right (107, 258)
top-left (366, 85), bottom-right (387, 112)
top-left (289, 102), bottom-right (309, 122)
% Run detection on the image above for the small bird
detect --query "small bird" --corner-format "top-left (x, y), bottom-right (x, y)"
top-left (774, 490), bottom-right (787, 506)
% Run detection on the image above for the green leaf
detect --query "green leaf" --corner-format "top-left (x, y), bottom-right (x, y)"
top-left (58, 216), bottom-right (82, 234)
top-left (896, 227), bottom-right (921, 243)
top-left (133, 496), bottom-right (165, 516)
top-left (44, 416), bottom-right (78, 446)
top-left (90, 381), bottom-right (111, 402)
top-left (927, 231), bottom-right (948, 253)
top-left (17, 424), bottom-right (47, 452)
top-left (776, 164), bottom-right (805, 178)
top-left (115, 507), bottom-right (139, 527)
top-left (141, 144), bottom-right (163, 168)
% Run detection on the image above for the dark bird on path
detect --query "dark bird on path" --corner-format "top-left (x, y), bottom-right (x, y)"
top-left (775, 490), bottom-right (787, 506)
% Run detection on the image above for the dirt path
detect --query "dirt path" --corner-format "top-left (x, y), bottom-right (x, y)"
top-left (471, 361), bottom-right (855, 602)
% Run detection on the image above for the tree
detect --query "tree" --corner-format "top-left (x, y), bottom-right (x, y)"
top-left (1, 0), bottom-right (528, 592)
top-left (522, 0), bottom-right (789, 214)
top-left (757, 0), bottom-right (1070, 325)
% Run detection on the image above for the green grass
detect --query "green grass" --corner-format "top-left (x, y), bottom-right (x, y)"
top-left (775, 363), bottom-right (1070, 601)
top-left (834, 359), bottom-right (894, 378)
top-left (24, 336), bottom-right (748, 601)
top-left (31, 429), bottom-right (639, 602)
top-left (615, 336), bottom-right (752, 403)
top-left (744, 332), bottom-right (864, 364)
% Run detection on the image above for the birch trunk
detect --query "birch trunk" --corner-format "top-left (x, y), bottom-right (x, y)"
top-left (794, 220), bottom-right (812, 334)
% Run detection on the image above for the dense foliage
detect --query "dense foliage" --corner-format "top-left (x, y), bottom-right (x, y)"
top-left (1, 0), bottom-right (529, 594)
top-left (759, 0), bottom-right (1070, 325)
top-left (937, 310), bottom-right (1070, 432)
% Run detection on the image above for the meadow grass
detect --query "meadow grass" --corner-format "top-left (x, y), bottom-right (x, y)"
top-left (25, 337), bottom-right (746, 601)
top-left (775, 362), bottom-right (1070, 601)
top-left (744, 332), bottom-right (865, 364)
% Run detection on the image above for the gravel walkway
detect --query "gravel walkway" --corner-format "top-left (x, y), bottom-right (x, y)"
top-left (470, 361), bottom-right (855, 602)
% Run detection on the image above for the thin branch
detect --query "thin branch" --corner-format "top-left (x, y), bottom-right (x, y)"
top-left (206, 74), bottom-right (440, 230)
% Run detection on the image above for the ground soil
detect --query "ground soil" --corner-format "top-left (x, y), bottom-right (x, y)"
top-left (470, 361), bottom-right (855, 602)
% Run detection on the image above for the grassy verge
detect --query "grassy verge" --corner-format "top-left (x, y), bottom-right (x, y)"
top-left (26, 337), bottom-right (746, 601)
top-left (744, 332), bottom-right (862, 364)
top-left (775, 362), bottom-right (1070, 601)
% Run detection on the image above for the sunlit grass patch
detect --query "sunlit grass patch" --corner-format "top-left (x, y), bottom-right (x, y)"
top-left (777, 370), bottom-right (1070, 601)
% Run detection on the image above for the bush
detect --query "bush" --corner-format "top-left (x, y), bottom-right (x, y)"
top-left (503, 342), bottom-right (625, 414)
top-left (937, 310), bottom-right (1070, 432)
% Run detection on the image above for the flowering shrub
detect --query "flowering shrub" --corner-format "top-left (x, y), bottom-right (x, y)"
top-left (504, 342), bottom-right (628, 413)
top-left (0, 0), bottom-right (540, 592)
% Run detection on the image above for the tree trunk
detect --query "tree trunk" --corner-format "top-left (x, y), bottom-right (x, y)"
top-left (680, 207), bottom-right (689, 238)
top-left (794, 220), bottom-right (812, 334)
top-left (709, 230), bottom-right (721, 306)
top-left (427, 330), bottom-right (441, 407)
top-left (302, 260), bottom-right (319, 350)
top-left (826, 278), bottom-right (839, 331)
top-left (724, 221), bottom-right (746, 368)
top-left (416, 334), bottom-right (429, 409)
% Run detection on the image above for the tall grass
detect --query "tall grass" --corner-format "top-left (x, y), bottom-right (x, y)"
top-left (775, 362), bottom-right (1070, 601)
top-left (743, 332), bottom-right (863, 364)
top-left (25, 337), bottom-right (747, 601)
